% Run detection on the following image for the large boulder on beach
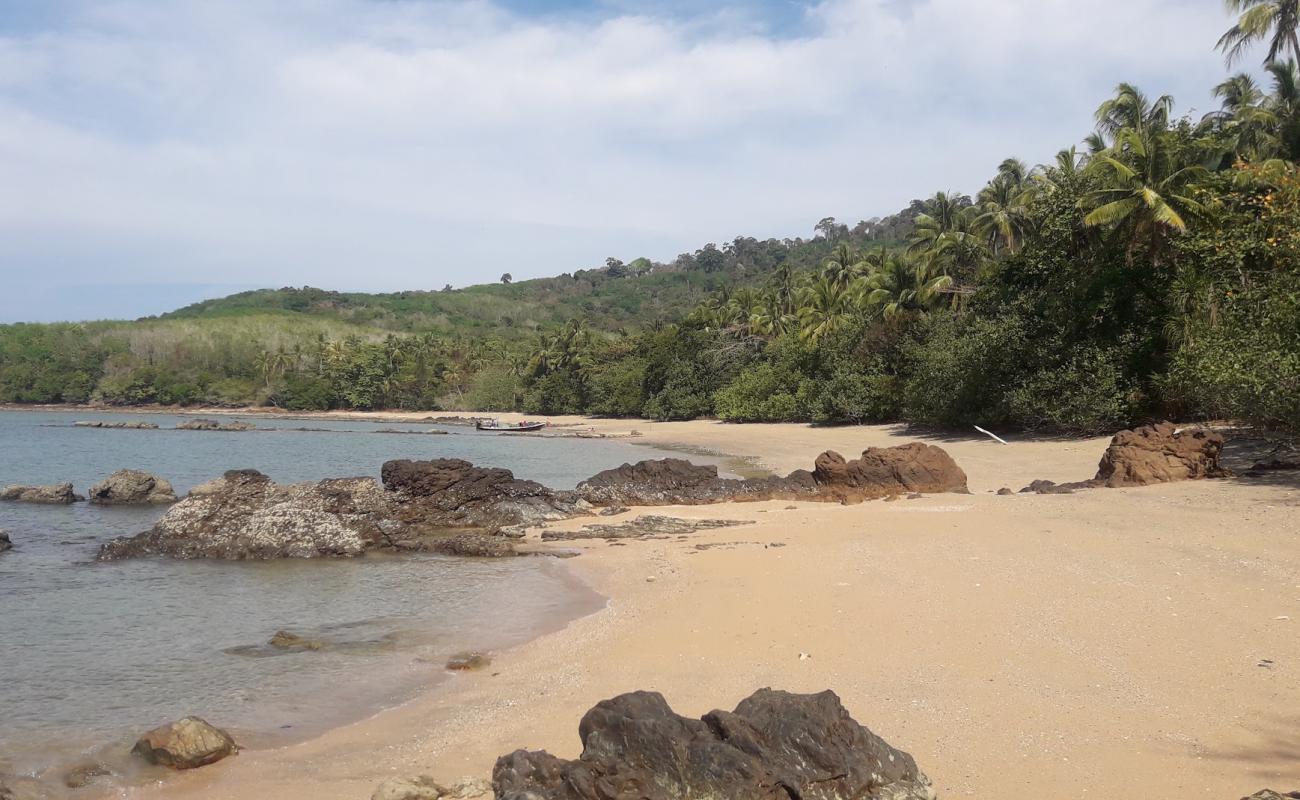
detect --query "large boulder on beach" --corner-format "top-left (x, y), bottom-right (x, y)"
top-left (131, 717), bottom-right (237, 770)
top-left (0, 482), bottom-right (83, 504)
top-left (88, 469), bottom-right (177, 505)
top-left (1094, 422), bottom-right (1228, 487)
top-left (493, 688), bottom-right (933, 800)
top-left (812, 443), bottom-right (968, 501)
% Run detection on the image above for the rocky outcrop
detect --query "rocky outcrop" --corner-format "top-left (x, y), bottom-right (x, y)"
top-left (1, 482), bottom-right (83, 504)
top-left (88, 469), bottom-right (177, 505)
top-left (493, 688), bottom-right (933, 800)
top-left (74, 420), bottom-right (159, 429)
top-left (381, 459), bottom-right (588, 530)
top-left (98, 470), bottom-right (396, 560)
top-left (176, 418), bottom-right (255, 431)
top-left (811, 443), bottom-right (968, 501)
top-left (131, 717), bottom-right (237, 769)
top-left (1094, 422), bottom-right (1228, 487)
top-left (0, 529), bottom-right (10, 553)
top-left (1242, 792), bottom-right (1300, 800)
top-left (578, 444), bottom-right (967, 507)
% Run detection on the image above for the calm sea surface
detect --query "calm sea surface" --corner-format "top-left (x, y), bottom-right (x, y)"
top-left (0, 410), bottom-right (700, 789)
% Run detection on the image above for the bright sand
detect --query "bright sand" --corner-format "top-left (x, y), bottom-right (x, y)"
top-left (101, 414), bottom-right (1299, 799)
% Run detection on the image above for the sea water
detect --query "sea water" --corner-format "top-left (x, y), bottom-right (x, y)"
top-left (0, 410), bottom-right (697, 788)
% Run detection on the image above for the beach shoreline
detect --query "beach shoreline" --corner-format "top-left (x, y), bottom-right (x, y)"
top-left (6, 407), bottom-right (1298, 798)
top-left (91, 417), bottom-right (1300, 799)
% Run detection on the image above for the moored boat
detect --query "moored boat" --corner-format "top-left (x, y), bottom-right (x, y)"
top-left (475, 419), bottom-right (547, 432)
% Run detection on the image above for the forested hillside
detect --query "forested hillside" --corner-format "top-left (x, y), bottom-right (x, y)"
top-left (3, 6), bottom-right (1299, 433)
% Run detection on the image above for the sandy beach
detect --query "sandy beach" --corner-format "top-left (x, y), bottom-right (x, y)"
top-left (48, 410), bottom-right (1296, 798)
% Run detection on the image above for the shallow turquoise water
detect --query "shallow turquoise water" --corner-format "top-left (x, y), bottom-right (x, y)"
top-left (0, 410), bottom-right (693, 787)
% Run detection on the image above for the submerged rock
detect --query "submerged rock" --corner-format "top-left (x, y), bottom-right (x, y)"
top-left (1094, 422), bottom-right (1228, 487)
top-left (0, 482), bottom-right (83, 504)
top-left (74, 420), bottom-right (159, 429)
top-left (268, 630), bottom-right (326, 651)
top-left (0, 529), bottom-right (10, 553)
top-left (176, 418), bottom-right (255, 432)
top-left (88, 469), bottom-right (177, 505)
top-left (446, 651), bottom-right (492, 671)
top-left (131, 716), bottom-right (237, 770)
top-left (492, 688), bottom-right (934, 800)
top-left (62, 762), bottom-right (112, 789)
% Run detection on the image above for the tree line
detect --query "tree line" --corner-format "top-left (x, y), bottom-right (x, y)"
top-left (2, 4), bottom-right (1298, 432)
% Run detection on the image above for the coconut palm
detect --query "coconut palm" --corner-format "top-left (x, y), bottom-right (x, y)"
top-left (1082, 126), bottom-right (1212, 263)
top-left (975, 175), bottom-right (1030, 256)
top-left (1218, 0), bottom-right (1300, 67)
top-left (797, 276), bottom-right (859, 343)
top-left (863, 254), bottom-right (953, 318)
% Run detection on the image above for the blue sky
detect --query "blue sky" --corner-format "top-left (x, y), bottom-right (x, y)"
top-left (0, 0), bottom-right (1244, 322)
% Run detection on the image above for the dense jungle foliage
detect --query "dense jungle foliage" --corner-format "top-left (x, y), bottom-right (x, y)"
top-left (4, 6), bottom-right (1300, 433)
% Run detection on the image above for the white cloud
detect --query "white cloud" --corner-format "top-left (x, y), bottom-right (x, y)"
top-left (0, 0), bottom-right (1238, 320)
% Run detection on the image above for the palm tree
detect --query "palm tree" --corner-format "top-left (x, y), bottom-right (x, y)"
top-left (821, 243), bottom-right (859, 290)
top-left (1219, 0), bottom-right (1300, 67)
top-left (863, 253), bottom-right (953, 318)
top-left (975, 175), bottom-right (1029, 256)
top-left (797, 276), bottom-right (859, 343)
top-left (1201, 73), bottom-right (1279, 161)
top-left (1082, 126), bottom-right (1212, 263)
top-left (1267, 59), bottom-right (1300, 157)
top-left (1093, 83), bottom-right (1174, 146)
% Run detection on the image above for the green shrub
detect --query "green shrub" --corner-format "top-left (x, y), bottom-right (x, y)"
top-left (523, 370), bottom-right (586, 415)
top-left (900, 314), bottom-right (1030, 427)
top-left (1006, 347), bottom-right (1139, 433)
top-left (272, 374), bottom-right (335, 411)
top-left (586, 357), bottom-right (647, 417)
top-left (463, 368), bottom-right (521, 411)
top-left (714, 363), bottom-right (805, 422)
top-left (805, 365), bottom-right (899, 424)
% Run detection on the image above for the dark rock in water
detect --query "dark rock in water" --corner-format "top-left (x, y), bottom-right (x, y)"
top-left (0, 529), bottom-right (11, 553)
top-left (131, 716), bottom-right (237, 769)
top-left (446, 651), bottom-right (492, 671)
top-left (492, 688), bottom-right (934, 800)
top-left (541, 516), bottom-right (752, 541)
top-left (269, 630), bottom-right (326, 651)
top-left (89, 469), bottom-right (178, 505)
top-left (0, 482), bottom-right (83, 504)
top-left (74, 420), bottom-right (160, 429)
top-left (176, 418), bottom-right (255, 431)
top-left (63, 762), bottom-right (112, 788)
top-left (1094, 422), bottom-right (1228, 487)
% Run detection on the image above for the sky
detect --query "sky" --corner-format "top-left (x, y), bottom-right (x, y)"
top-left (0, 0), bottom-right (1243, 322)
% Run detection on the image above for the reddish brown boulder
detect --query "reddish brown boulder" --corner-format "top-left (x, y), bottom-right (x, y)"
top-left (813, 443), bottom-right (968, 501)
top-left (1094, 423), bottom-right (1228, 488)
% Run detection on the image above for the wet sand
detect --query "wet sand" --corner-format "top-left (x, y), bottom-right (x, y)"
top-left (73, 412), bottom-right (1300, 800)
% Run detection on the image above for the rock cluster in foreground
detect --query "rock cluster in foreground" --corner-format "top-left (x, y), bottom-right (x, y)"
top-left (131, 716), bottom-right (237, 770)
top-left (492, 688), bottom-right (934, 800)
